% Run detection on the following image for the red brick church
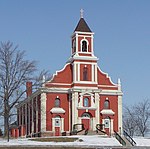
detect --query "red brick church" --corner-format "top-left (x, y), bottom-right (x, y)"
top-left (11, 10), bottom-right (123, 138)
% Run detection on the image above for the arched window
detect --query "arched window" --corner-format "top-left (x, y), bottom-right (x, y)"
top-left (83, 67), bottom-right (88, 81)
top-left (83, 97), bottom-right (89, 107)
top-left (55, 98), bottom-right (60, 107)
top-left (104, 100), bottom-right (110, 109)
top-left (82, 40), bottom-right (87, 52)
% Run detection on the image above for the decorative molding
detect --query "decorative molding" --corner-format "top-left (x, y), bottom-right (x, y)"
top-left (47, 63), bottom-right (71, 83)
top-left (50, 107), bottom-right (65, 114)
top-left (100, 109), bottom-right (115, 115)
top-left (97, 66), bottom-right (118, 86)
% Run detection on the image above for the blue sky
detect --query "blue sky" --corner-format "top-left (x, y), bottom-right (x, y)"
top-left (0, 0), bottom-right (150, 106)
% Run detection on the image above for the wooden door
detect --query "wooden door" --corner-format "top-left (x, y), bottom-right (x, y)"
top-left (82, 119), bottom-right (90, 130)
top-left (55, 127), bottom-right (60, 136)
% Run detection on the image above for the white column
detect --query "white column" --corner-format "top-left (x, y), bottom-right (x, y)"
top-left (52, 118), bottom-right (55, 132)
top-left (28, 102), bottom-right (30, 135)
top-left (71, 92), bottom-right (78, 129)
top-left (76, 34), bottom-right (78, 52)
top-left (25, 104), bottom-right (27, 136)
top-left (61, 118), bottom-right (64, 132)
top-left (41, 92), bottom-right (46, 132)
top-left (118, 95), bottom-right (123, 134)
top-left (95, 64), bottom-right (98, 83)
top-left (36, 97), bottom-right (38, 133)
top-left (32, 99), bottom-right (34, 134)
top-left (91, 35), bottom-right (94, 53)
top-left (95, 93), bottom-right (100, 125)
top-left (92, 117), bottom-right (96, 131)
top-left (78, 63), bottom-right (80, 81)
top-left (92, 64), bottom-right (94, 82)
top-left (111, 119), bottom-right (114, 135)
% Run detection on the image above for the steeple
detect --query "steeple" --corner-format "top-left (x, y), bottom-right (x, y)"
top-left (74, 9), bottom-right (92, 32)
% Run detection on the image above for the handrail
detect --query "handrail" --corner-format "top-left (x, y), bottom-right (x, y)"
top-left (71, 123), bottom-right (85, 135)
top-left (114, 131), bottom-right (126, 146)
top-left (123, 130), bottom-right (136, 146)
top-left (96, 124), bottom-right (106, 134)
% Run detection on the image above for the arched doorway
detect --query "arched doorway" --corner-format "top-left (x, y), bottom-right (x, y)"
top-left (81, 112), bottom-right (92, 130)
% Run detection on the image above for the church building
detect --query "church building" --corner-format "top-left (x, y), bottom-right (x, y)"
top-left (11, 10), bottom-right (123, 138)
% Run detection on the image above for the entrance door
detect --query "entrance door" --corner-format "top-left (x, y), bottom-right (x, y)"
top-left (82, 119), bottom-right (90, 130)
top-left (55, 127), bottom-right (60, 136)
top-left (54, 117), bottom-right (60, 136)
top-left (104, 118), bottom-right (111, 136)
top-left (81, 112), bottom-right (91, 130)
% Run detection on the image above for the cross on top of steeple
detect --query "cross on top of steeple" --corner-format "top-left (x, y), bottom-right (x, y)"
top-left (80, 9), bottom-right (84, 18)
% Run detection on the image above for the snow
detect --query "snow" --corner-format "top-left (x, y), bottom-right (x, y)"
top-left (0, 135), bottom-right (150, 147)
top-left (0, 135), bottom-right (121, 147)
top-left (134, 137), bottom-right (150, 146)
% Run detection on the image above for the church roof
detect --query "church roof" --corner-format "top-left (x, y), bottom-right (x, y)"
top-left (74, 18), bottom-right (92, 32)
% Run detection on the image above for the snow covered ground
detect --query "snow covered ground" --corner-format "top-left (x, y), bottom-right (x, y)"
top-left (134, 137), bottom-right (150, 146)
top-left (0, 136), bottom-right (150, 147)
top-left (0, 135), bottom-right (121, 147)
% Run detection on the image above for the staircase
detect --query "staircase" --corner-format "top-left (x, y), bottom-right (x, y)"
top-left (114, 130), bottom-right (136, 147)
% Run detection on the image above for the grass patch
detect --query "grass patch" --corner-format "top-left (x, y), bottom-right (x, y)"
top-left (29, 137), bottom-right (81, 142)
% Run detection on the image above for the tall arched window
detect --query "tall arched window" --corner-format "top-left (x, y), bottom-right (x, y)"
top-left (104, 100), bottom-right (110, 109)
top-left (83, 67), bottom-right (88, 81)
top-left (55, 98), bottom-right (60, 107)
top-left (83, 97), bottom-right (89, 107)
top-left (82, 40), bottom-right (87, 52)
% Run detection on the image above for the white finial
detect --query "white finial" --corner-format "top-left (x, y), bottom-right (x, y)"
top-left (42, 75), bottom-right (46, 83)
top-left (80, 9), bottom-right (84, 18)
top-left (118, 78), bottom-right (121, 91)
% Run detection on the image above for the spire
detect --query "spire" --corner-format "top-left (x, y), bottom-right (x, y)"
top-left (74, 10), bottom-right (92, 32)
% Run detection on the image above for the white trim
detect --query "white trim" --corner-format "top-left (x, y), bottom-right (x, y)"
top-left (101, 109), bottom-right (115, 115)
top-left (71, 86), bottom-right (98, 90)
top-left (77, 107), bottom-right (96, 110)
top-left (98, 85), bottom-right (118, 88)
top-left (97, 66), bottom-right (117, 86)
top-left (41, 87), bottom-right (69, 93)
top-left (46, 83), bottom-right (71, 86)
top-left (73, 81), bottom-right (97, 84)
top-left (48, 63), bottom-right (71, 83)
top-left (50, 107), bottom-right (65, 114)
top-left (74, 31), bottom-right (94, 35)
top-left (73, 61), bottom-right (97, 65)
top-left (100, 90), bottom-right (123, 96)
top-left (69, 55), bottom-right (98, 61)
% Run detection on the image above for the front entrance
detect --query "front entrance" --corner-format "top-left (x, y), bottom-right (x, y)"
top-left (104, 117), bottom-right (111, 136)
top-left (54, 116), bottom-right (61, 136)
top-left (81, 112), bottom-right (91, 130)
top-left (82, 119), bottom-right (90, 130)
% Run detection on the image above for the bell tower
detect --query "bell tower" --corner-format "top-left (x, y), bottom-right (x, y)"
top-left (69, 9), bottom-right (98, 87)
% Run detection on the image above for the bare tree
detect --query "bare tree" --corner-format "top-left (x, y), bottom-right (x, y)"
top-left (123, 107), bottom-right (137, 137)
top-left (0, 41), bottom-right (48, 141)
top-left (123, 100), bottom-right (150, 137)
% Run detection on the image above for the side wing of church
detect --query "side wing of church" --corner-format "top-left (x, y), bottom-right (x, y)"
top-left (11, 11), bottom-right (123, 138)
